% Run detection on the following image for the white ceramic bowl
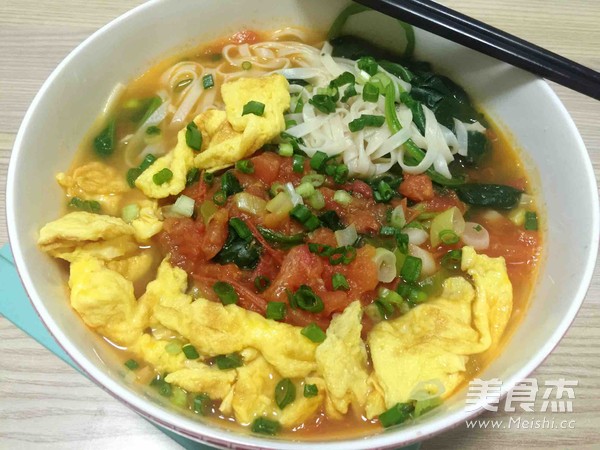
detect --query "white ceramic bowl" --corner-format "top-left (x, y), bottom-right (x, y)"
top-left (6, 0), bottom-right (599, 448)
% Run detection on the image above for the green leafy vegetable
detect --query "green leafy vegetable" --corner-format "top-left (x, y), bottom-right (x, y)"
top-left (251, 417), bottom-right (281, 435)
top-left (275, 378), bottom-right (296, 409)
top-left (93, 119), bottom-right (116, 158)
top-left (213, 220), bottom-right (262, 269)
top-left (454, 184), bottom-right (522, 209)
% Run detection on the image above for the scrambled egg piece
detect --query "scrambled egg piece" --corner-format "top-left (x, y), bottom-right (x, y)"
top-left (57, 161), bottom-right (128, 215)
top-left (367, 247), bottom-right (513, 414)
top-left (130, 200), bottom-right (164, 241)
top-left (135, 125), bottom-right (195, 198)
top-left (38, 211), bottom-right (138, 262)
top-left (194, 74), bottom-right (290, 170)
top-left (131, 334), bottom-right (187, 373)
top-left (106, 251), bottom-right (154, 284)
top-left (151, 260), bottom-right (317, 378)
top-left (316, 301), bottom-right (370, 416)
top-left (69, 256), bottom-right (142, 346)
top-left (229, 355), bottom-right (324, 427)
top-left (165, 364), bottom-right (236, 400)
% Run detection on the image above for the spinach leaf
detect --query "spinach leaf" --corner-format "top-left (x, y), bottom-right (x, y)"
top-left (454, 184), bottom-right (522, 210)
top-left (330, 35), bottom-right (400, 61)
top-left (93, 119), bottom-right (116, 158)
top-left (257, 226), bottom-right (306, 249)
top-left (462, 131), bottom-right (491, 166)
top-left (318, 210), bottom-right (345, 231)
top-left (213, 222), bottom-right (262, 269)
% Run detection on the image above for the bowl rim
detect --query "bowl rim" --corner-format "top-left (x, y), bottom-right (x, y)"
top-left (6, 0), bottom-right (600, 448)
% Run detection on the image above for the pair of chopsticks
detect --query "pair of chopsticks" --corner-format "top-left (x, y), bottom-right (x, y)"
top-left (353, 0), bottom-right (600, 100)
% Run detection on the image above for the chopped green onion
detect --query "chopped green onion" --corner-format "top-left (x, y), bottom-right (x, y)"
top-left (329, 245), bottom-right (357, 265)
top-left (390, 205), bottom-right (406, 229)
top-left (441, 249), bottom-right (462, 271)
top-left (285, 119), bottom-right (297, 129)
top-left (185, 121), bottom-right (202, 151)
top-left (373, 248), bottom-right (398, 283)
top-left (212, 189), bottom-right (227, 206)
top-left (301, 323), bottom-right (326, 343)
top-left (235, 159), bottom-right (254, 174)
top-left (241, 61), bottom-right (252, 70)
top-left (357, 56), bottom-right (379, 76)
top-left (524, 211), bottom-right (538, 230)
top-left (254, 275), bottom-right (271, 293)
top-left (137, 96), bottom-right (162, 125)
top-left (278, 142), bottom-right (294, 156)
top-left (330, 71), bottom-right (355, 88)
top-left (165, 341), bottom-right (182, 355)
top-left (127, 154), bottom-right (157, 187)
top-left (292, 154), bottom-right (305, 173)
top-left (309, 94), bottom-right (337, 114)
top-left (414, 397), bottom-right (442, 417)
top-left (362, 82), bottom-right (380, 102)
top-left (302, 173), bottom-right (325, 187)
top-left (185, 167), bottom-right (200, 186)
top-left (290, 204), bottom-right (321, 231)
top-left (308, 242), bottom-right (334, 257)
top-left (333, 190), bottom-right (352, 205)
top-left (401, 255), bottom-right (422, 283)
top-left (380, 226), bottom-right (396, 236)
top-left (439, 229), bottom-right (459, 245)
top-left (294, 285), bottom-right (324, 313)
top-left (214, 353), bottom-right (243, 370)
top-left (307, 190), bottom-right (325, 210)
top-left (121, 203), bottom-right (140, 223)
top-left (153, 168), bottom-right (173, 185)
top-left (171, 386), bottom-right (188, 407)
top-left (229, 218), bottom-right (252, 241)
top-left (202, 74), bottom-right (214, 89)
top-left (242, 100), bottom-right (265, 116)
top-left (332, 273), bottom-right (349, 291)
top-left (296, 182), bottom-right (315, 198)
top-left (341, 84), bottom-right (358, 102)
top-left (172, 194), bottom-right (195, 218)
top-left (68, 197), bottom-right (101, 214)
top-left (333, 164), bottom-right (349, 184)
top-left (213, 281), bottom-right (238, 305)
top-left (348, 114), bottom-right (386, 132)
top-left (310, 151), bottom-right (329, 171)
top-left (379, 402), bottom-right (414, 428)
top-left (304, 383), bottom-right (319, 398)
top-left (146, 125), bottom-right (161, 135)
top-left (221, 171), bottom-right (242, 196)
top-left (257, 226), bottom-right (305, 248)
top-left (203, 171), bottom-right (214, 186)
top-left (124, 359), bottom-right (139, 370)
top-left (266, 302), bottom-right (286, 321)
top-left (396, 232), bottom-right (409, 254)
top-left (193, 393), bottom-right (211, 415)
top-left (275, 378), bottom-right (296, 409)
top-left (182, 344), bottom-right (200, 360)
top-left (251, 417), bottom-right (281, 435)
top-left (374, 180), bottom-right (394, 203)
top-left (317, 86), bottom-right (337, 97)
top-left (93, 118), bottom-right (116, 158)
top-left (150, 375), bottom-right (172, 397)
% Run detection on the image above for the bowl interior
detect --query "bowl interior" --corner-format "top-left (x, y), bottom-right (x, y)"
top-left (7, 0), bottom-right (599, 448)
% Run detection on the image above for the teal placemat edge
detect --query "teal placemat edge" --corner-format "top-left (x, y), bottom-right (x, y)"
top-left (0, 243), bottom-right (420, 450)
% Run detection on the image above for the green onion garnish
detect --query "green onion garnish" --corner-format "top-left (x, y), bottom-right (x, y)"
top-left (150, 375), bottom-right (172, 397)
top-left (309, 94), bottom-right (337, 114)
top-left (212, 189), bottom-right (227, 206)
top-left (341, 84), bottom-right (358, 102)
top-left (290, 204), bottom-right (321, 231)
top-left (93, 118), bottom-right (116, 158)
top-left (293, 285), bottom-right (324, 313)
top-left (241, 61), bottom-right (252, 70)
top-left (401, 255), bottom-right (422, 283)
top-left (292, 154), bottom-right (305, 173)
top-left (185, 121), bottom-right (202, 151)
top-left (202, 74), bottom-right (215, 89)
top-left (332, 273), bottom-right (349, 291)
top-left (333, 190), bottom-right (352, 205)
top-left (438, 229), bottom-right (460, 245)
top-left (524, 211), bottom-right (538, 230)
top-left (310, 151), bottom-right (329, 171)
top-left (380, 225), bottom-right (396, 236)
top-left (185, 167), bottom-right (200, 187)
top-left (254, 275), bottom-right (271, 293)
top-left (330, 71), bottom-right (355, 88)
top-left (153, 168), bottom-right (173, 185)
top-left (396, 232), bottom-right (409, 254)
top-left (301, 323), bottom-right (326, 343)
top-left (374, 180), bottom-right (394, 203)
top-left (348, 114), bottom-right (386, 132)
top-left (307, 191), bottom-right (325, 210)
top-left (295, 182), bottom-right (315, 198)
top-left (68, 197), bottom-right (101, 214)
top-left (124, 359), bottom-right (139, 370)
top-left (127, 153), bottom-right (157, 187)
top-left (242, 100), bottom-right (265, 116)
top-left (278, 142), bottom-right (294, 156)
top-left (307, 242), bottom-right (335, 257)
top-left (182, 344), bottom-right (200, 360)
top-left (221, 171), bottom-right (242, 196)
top-left (285, 119), bottom-right (297, 129)
top-left (251, 417), bottom-right (281, 435)
top-left (266, 301), bottom-right (286, 321)
top-left (229, 218), bottom-right (252, 241)
top-left (274, 378), bottom-right (296, 409)
top-left (146, 125), bottom-right (161, 135)
top-left (213, 281), bottom-right (239, 305)
top-left (304, 383), bottom-right (319, 398)
top-left (214, 353), bottom-right (243, 370)
top-left (302, 174), bottom-right (325, 187)
top-left (203, 171), bottom-right (214, 186)
top-left (193, 393), bottom-right (211, 415)
top-left (379, 402), bottom-right (414, 428)
top-left (328, 245), bottom-right (357, 265)
top-left (362, 82), bottom-right (380, 102)
top-left (441, 249), bottom-right (462, 271)
top-left (357, 56), bottom-right (379, 76)
top-left (235, 159), bottom-right (254, 174)
top-left (333, 164), bottom-right (349, 184)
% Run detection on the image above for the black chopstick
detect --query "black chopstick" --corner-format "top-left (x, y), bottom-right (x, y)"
top-left (353, 0), bottom-right (600, 100)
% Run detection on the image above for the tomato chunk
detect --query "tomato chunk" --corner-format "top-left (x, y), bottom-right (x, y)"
top-left (399, 174), bottom-right (434, 202)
